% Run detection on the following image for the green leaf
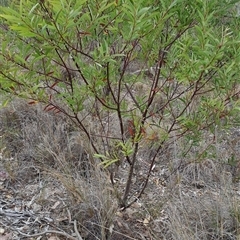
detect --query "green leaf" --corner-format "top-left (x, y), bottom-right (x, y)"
top-left (98, 1), bottom-right (115, 13)
top-left (0, 14), bottom-right (20, 22)
top-left (99, 158), bottom-right (119, 168)
top-left (10, 25), bottom-right (37, 37)
top-left (29, 3), bottom-right (40, 15)
top-left (93, 154), bottom-right (108, 159)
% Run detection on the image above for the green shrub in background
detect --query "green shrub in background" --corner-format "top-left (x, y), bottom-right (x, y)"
top-left (0, 0), bottom-right (240, 209)
top-left (0, 0), bottom-right (9, 6)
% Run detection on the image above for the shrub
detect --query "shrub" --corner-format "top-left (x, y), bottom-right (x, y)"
top-left (1, 0), bottom-right (240, 209)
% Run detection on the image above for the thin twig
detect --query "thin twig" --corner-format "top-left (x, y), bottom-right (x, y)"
top-left (16, 229), bottom-right (76, 240)
top-left (85, 221), bottom-right (138, 240)
top-left (73, 220), bottom-right (83, 240)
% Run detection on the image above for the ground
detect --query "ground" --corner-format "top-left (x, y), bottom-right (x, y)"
top-left (0, 100), bottom-right (240, 240)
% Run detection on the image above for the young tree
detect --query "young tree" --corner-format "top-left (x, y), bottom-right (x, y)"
top-left (1, 0), bottom-right (240, 208)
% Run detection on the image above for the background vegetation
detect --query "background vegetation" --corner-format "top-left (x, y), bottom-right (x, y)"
top-left (1, 0), bottom-right (240, 239)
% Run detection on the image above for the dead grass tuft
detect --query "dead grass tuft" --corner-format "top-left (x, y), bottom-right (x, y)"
top-left (1, 99), bottom-right (240, 239)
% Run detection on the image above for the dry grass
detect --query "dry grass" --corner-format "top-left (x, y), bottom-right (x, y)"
top-left (0, 99), bottom-right (240, 239)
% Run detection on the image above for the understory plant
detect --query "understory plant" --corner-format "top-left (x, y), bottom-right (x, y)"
top-left (1, 0), bottom-right (240, 209)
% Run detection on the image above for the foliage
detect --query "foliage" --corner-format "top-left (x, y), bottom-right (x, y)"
top-left (1, 0), bottom-right (240, 208)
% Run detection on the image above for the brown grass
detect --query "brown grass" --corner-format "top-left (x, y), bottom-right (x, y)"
top-left (0, 98), bottom-right (240, 239)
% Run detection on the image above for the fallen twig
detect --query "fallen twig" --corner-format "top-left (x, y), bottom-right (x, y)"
top-left (16, 229), bottom-right (77, 240)
top-left (73, 220), bottom-right (83, 240)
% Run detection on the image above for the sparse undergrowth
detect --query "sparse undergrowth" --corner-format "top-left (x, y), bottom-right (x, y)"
top-left (0, 100), bottom-right (240, 239)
